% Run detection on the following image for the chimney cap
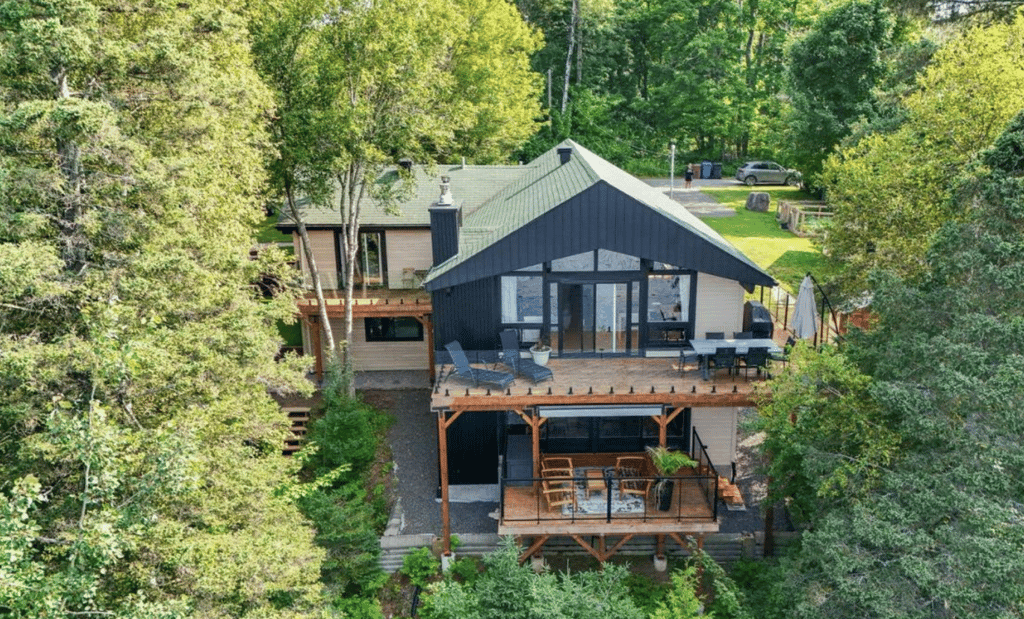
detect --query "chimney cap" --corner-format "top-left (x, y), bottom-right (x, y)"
top-left (557, 146), bottom-right (572, 164)
top-left (437, 176), bottom-right (454, 206)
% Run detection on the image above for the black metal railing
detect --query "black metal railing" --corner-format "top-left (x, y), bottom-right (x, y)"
top-left (499, 463), bottom-right (719, 525)
top-left (690, 428), bottom-right (719, 522)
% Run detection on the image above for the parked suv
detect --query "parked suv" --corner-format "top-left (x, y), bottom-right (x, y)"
top-left (735, 161), bottom-right (800, 186)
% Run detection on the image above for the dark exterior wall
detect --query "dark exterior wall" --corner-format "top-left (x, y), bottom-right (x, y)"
top-left (427, 182), bottom-right (774, 291)
top-left (432, 277), bottom-right (501, 360)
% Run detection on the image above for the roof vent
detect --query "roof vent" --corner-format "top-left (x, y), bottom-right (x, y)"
top-left (438, 176), bottom-right (453, 206)
top-left (557, 146), bottom-right (572, 165)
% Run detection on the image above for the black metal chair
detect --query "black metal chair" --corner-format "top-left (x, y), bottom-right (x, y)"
top-left (769, 336), bottom-right (796, 370)
top-left (705, 331), bottom-right (725, 339)
top-left (708, 347), bottom-right (736, 379)
top-left (740, 347), bottom-right (769, 380)
top-left (499, 329), bottom-right (553, 383)
top-left (444, 341), bottom-right (515, 389)
top-left (679, 341), bottom-right (700, 377)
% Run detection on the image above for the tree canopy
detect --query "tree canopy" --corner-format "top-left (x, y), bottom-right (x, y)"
top-left (0, 1), bottom-right (323, 616)
top-left (759, 112), bottom-right (1024, 619)
top-left (822, 11), bottom-right (1024, 295)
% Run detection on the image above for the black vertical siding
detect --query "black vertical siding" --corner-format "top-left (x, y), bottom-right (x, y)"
top-left (432, 277), bottom-right (501, 358)
top-left (426, 181), bottom-right (774, 291)
top-left (429, 206), bottom-right (460, 265)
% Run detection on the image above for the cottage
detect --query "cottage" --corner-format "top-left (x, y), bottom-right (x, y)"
top-left (281, 140), bottom-right (779, 562)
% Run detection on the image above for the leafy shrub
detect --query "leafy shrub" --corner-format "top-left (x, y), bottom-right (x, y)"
top-left (445, 557), bottom-right (481, 585)
top-left (401, 547), bottom-right (439, 588)
top-left (305, 367), bottom-right (389, 481)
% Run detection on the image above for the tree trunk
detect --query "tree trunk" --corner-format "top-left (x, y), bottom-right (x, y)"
top-left (560, 0), bottom-right (578, 114)
top-left (339, 162), bottom-right (367, 398)
top-left (284, 183), bottom-right (337, 361)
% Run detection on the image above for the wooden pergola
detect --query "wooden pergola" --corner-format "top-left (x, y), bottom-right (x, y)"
top-left (434, 389), bottom-right (763, 562)
top-left (296, 296), bottom-right (434, 381)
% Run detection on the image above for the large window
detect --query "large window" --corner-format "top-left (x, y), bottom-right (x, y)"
top-left (364, 317), bottom-right (423, 342)
top-left (501, 275), bottom-right (543, 343)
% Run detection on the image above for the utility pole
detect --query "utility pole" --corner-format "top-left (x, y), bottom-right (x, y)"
top-left (669, 141), bottom-right (676, 199)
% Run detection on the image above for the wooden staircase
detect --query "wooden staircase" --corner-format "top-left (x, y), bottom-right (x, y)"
top-left (282, 406), bottom-right (310, 455)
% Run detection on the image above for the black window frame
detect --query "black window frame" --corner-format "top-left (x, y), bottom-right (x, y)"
top-left (364, 317), bottom-right (424, 342)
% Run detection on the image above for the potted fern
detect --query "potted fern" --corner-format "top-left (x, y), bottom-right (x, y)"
top-left (646, 446), bottom-right (697, 511)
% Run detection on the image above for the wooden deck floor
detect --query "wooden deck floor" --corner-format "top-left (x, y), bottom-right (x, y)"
top-left (498, 473), bottom-right (718, 536)
top-left (432, 355), bottom-right (771, 410)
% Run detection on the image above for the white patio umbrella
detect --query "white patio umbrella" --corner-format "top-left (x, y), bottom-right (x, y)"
top-left (791, 274), bottom-right (818, 340)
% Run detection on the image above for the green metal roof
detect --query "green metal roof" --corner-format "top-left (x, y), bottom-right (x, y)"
top-left (276, 164), bottom-right (530, 228)
top-left (424, 140), bottom-right (774, 288)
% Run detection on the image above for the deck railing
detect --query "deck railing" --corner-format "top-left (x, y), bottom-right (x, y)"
top-left (690, 428), bottom-right (719, 523)
top-left (499, 456), bottom-right (719, 526)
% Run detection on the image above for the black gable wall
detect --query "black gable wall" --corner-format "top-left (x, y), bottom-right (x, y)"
top-left (432, 276), bottom-right (501, 359)
top-left (426, 181), bottom-right (775, 292)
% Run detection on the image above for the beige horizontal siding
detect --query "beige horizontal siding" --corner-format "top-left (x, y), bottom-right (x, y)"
top-left (694, 274), bottom-right (744, 338)
top-left (326, 318), bottom-right (429, 371)
top-left (294, 230), bottom-right (339, 290)
top-left (690, 407), bottom-right (738, 473)
top-left (385, 229), bottom-right (433, 289)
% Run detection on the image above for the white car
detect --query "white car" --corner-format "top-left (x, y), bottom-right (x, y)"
top-left (735, 161), bottom-right (801, 186)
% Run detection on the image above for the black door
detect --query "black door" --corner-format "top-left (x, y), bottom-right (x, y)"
top-left (445, 412), bottom-right (499, 484)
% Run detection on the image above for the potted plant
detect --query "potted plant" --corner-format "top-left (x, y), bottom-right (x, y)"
top-left (530, 336), bottom-right (551, 366)
top-left (646, 446), bottom-right (697, 511)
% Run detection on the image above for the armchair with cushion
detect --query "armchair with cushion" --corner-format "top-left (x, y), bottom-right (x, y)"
top-left (615, 456), bottom-right (652, 501)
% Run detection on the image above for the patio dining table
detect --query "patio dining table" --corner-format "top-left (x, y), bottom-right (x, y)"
top-left (689, 338), bottom-right (782, 380)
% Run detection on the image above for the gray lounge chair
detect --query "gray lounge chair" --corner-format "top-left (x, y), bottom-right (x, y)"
top-left (444, 341), bottom-right (515, 389)
top-left (499, 329), bottom-right (553, 383)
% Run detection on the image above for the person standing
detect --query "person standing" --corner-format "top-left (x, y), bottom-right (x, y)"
top-left (684, 166), bottom-right (693, 189)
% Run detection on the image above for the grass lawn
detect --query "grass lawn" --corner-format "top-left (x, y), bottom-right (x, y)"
top-left (257, 214), bottom-right (292, 244)
top-left (699, 186), bottom-right (840, 293)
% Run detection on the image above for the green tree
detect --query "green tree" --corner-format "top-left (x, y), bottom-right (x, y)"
top-left (822, 12), bottom-right (1024, 295)
top-left (420, 538), bottom-right (645, 619)
top-left (784, 0), bottom-right (895, 185)
top-left (761, 113), bottom-right (1024, 619)
top-left (0, 1), bottom-right (323, 616)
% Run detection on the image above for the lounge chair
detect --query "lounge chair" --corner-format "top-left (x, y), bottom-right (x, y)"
top-left (499, 329), bottom-right (554, 383)
top-left (443, 341), bottom-right (515, 389)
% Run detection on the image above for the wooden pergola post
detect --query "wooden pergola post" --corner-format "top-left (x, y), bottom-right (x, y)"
top-left (310, 315), bottom-right (324, 380)
top-left (437, 409), bottom-right (463, 556)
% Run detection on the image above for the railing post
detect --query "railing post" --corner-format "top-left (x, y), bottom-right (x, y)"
top-left (605, 471), bottom-right (612, 523)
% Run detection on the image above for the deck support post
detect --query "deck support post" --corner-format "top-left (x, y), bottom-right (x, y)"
top-left (438, 410), bottom-right (451, 556)
top-left (530, 409), bottom-right (541, 489)
top-left (656, 534), bottom-right (665, 558)
top-left (518, 535), bottom-right (551, 565)
top-left (426, 314), bottom-right (435, 384)
top-left (310, 315), bottom-right (324, 381)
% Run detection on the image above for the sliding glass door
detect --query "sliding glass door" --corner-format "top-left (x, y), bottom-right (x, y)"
top-left (557, 281), bottom-right (636, 356)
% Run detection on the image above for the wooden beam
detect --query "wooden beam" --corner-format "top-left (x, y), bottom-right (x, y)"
top-left (311, 316), bottom-right (324, 381)
top-left (438, 410), bottom-right (452, 556)
top-left (569, 535), bottom-right (605, 563)
top-left (517, 535), bottom-right (551, 564)
top-left (439, 392), bottom-right (759, 411)
top-left (667, 532), bottom-right (697, 555)
top-left (441, 410), bottom-right (464, 430)
top-left (426, 314), bottom-right (435, 384)
top-left (531, 410), bottom-right (541, 482)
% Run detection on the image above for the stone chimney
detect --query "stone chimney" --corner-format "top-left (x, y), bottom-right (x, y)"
top-left (429, 176), bottom-right (461, 265)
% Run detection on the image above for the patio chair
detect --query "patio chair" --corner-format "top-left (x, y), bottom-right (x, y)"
top-left (542, 456), bottom-right (575, 474)
top-left (770, 336), bottom-right (796, 370)
top-left (615, 456), bottom-right (652, 500)
top-left (678, 342), bottom-right (700, 377)
top-left (499, 329), bottom-right (554, 383)
top-left (708, 347), bottom-right (736, 379)
top-left (541, 478), bottom-right (577, 512)
top-left (740, 347), bottom-right (770, 380)
top-left (443, 341), bottom-right (515, 389)
top-left (705, 331), bottom-right (725, 340)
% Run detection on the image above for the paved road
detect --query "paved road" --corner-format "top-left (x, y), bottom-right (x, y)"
top-left (641, 177), bottom-right (739, 218)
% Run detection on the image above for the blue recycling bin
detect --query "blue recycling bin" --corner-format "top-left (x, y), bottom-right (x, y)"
top-left (701, 161), bottom-right (713, 179)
